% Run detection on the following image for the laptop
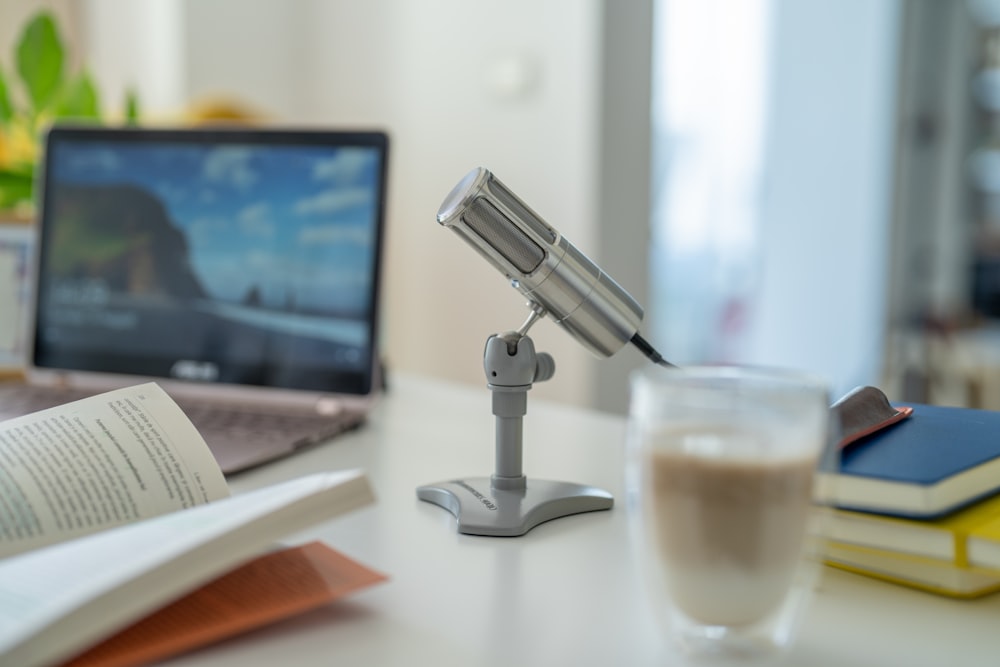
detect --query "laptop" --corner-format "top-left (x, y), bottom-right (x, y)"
top-left (0, 125), bottom-right (389, 474)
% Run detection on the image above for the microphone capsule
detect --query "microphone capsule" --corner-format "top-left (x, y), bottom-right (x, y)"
top-left (436, 167), bottom-right (643, 358)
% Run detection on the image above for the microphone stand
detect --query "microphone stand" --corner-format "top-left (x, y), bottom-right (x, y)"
top-left (417, 307), bottom-right (613, 536)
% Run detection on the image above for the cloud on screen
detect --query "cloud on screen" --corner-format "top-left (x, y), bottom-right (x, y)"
top-left (201, 147), bottom-right (258, 191)
top-left (294, 187), bottom-right (373, 216)
top-left (238, 202), bottom-right (275, 238)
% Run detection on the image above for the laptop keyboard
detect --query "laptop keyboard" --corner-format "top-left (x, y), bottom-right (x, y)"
top-left (181, 402), bottom-right (364, 449)
top-left (0, 384), bottom-right (365, 472)
top-left (0, 385), bottom-right (93, 418)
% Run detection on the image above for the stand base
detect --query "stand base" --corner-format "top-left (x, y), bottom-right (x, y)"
top-left (416, 477), bottom-right (614, 536)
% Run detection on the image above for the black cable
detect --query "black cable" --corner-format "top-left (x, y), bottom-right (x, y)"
top-left (630, 332), bottom-right (677, 368)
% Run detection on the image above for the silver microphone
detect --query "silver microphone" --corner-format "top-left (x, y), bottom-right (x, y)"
top-left (436, 167), bottom-right (644, 359)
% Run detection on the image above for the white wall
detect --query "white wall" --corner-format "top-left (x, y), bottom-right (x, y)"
top-left (79, 0), bottom-right (184, 116)
top-left (743, 0), bottom-right (902, 400)
top-left (595, 1), bottom-right (654, 414)
top-left (77, 0), bottom-right (633, 409)
top-left (649, 0), bottom-right (902, 402)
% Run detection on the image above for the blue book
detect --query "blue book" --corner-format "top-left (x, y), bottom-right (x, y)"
top-left (816, 402), bottom-right (1000, 518)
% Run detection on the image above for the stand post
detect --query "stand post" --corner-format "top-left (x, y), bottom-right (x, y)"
top-left (416, 331), bottom-right (613, 536)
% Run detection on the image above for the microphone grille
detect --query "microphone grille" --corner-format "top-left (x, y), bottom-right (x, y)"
top-left (490, 179), bottom-right (557, 245)
top-left (464, 197), bottom-right (545, 273)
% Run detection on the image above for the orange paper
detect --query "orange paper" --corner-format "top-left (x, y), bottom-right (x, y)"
top-left (62, 542), bottom-right (387, 667)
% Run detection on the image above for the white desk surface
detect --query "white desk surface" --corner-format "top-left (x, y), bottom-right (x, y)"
top-left (162, 374), bottom-right (1000, 667)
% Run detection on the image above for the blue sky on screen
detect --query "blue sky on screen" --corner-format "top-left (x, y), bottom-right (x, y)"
top-left (52, 141), bottom-right (381, 314)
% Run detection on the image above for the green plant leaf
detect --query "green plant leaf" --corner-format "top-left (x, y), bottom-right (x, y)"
top-left (57, 71), bottom-right (102, 120)
top-left (15, 11), bottom-right (65, 113)
top-left (0, 69), bottom-right (13, 123)
top-left (124, 87), bottom-right (140, 124)
top-left (0, 167), bottom-right (35, 210)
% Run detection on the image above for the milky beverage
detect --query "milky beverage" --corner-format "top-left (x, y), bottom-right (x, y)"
top-left (643, 427), bottom-right (818, 627)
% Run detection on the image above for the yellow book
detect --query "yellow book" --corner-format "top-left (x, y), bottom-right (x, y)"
top-left (970, 510), bottom-right (1000, 570)
top-left (824, 541), bottom-right (1000, 599)
top-left (824, 491), bottom-right (1000, 572)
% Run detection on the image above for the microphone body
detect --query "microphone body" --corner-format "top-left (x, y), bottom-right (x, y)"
top-left (437, 167), bottom-right (643, 358)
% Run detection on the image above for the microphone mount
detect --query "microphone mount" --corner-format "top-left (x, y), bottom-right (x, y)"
top-left (416, 306), bottom-right (614, 536)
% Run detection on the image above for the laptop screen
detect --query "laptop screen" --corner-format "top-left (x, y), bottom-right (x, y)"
top-left (33, 126), bottom-right (389, 396)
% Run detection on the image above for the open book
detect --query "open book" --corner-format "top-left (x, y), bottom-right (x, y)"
top-left (0, 383), bottom-right (380, 667)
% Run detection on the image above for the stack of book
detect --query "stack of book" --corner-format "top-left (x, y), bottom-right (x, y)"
top-left (816, 401), bottom-right (1000, 598)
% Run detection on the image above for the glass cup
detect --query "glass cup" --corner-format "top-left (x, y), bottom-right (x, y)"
top-left (626, 365), bottom-right (837, 659)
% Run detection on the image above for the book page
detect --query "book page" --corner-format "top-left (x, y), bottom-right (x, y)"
top-left (0, 382), bottom-right (229, 559)
top-left (969, 512), bottom-right (1000, 570)
top-left (63, 541), bottom-right (387, 667)
top-left (0, 470), bottom-right (373, 667)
